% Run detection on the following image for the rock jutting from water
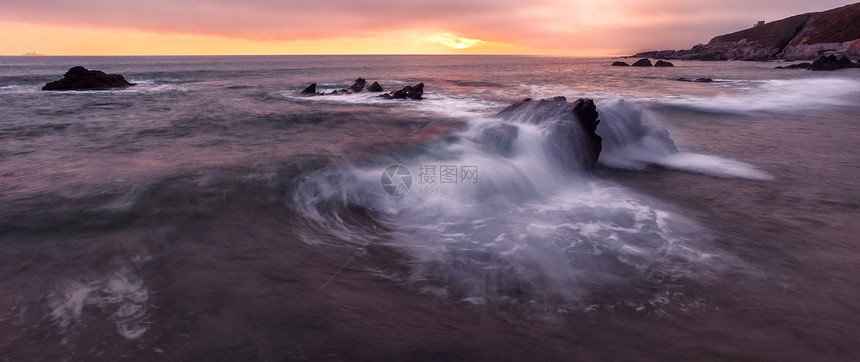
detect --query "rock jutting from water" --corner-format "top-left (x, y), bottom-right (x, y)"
top-left (42, 66), bottom-right (135, 91)
top-left (380, 83), bottom-right (424, 100)
top-left (631, 59), bottom-right (653, 67)
top-left (611, 61), bottom-right (630, 66)
top-left (775, 55), bottom-right (859, 70)
top-left (675, 77), bottom-right (714, 82)
top-left (298, 78), bottom-right (422, 99)
top-left (300, 83), bottom-right (317, 94)
top-left (349, 78), bottom-right (366, 92)
top-left (654, 60), bottom-right (675, 67)
top-left (368, 82), bottom-right (384, 92)
top-left (495, 97), bottom-right (602, 170)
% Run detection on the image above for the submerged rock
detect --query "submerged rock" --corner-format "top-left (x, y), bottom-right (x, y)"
top-left (631, 58), bottom-right (653, 67)
top-left (496, 97), bottom-right (602, 170)
top-left (474, 123), bottom-right (519, 157)
top-left (654, 60), bottom-right (674, 67)
top-left (42, 66), bottom-right (134, 91)
top-left (611, 61), bottom-right (630, 66)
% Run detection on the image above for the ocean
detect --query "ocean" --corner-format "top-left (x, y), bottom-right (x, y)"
top-left (1, 55), bottom-right (859, 361)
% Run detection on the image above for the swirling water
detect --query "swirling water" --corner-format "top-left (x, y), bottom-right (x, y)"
top-left (1, 55), bottom-right (859, 360)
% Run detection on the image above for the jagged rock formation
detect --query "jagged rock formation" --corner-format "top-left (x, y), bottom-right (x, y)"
top-left (299, 78), bottom-right (403, 96)
top-left (654, 60), bottom-right (674, 67)
top-left (349, 78), bottom-right (366, 92)
top-left (631, 59), bottom-right (652, 67)
top-left (42, 66), bottom-right (134, 91)
top-left (380, 83), bottom-right (424, 100)
top-left (611, 61), bottom-right (630, 66)
top-left (301, 83), bottom-right (317, 94)
top-left (632, 3), bottom-right (859, 61)
top-left (368, 82), bottom-right (384, 92)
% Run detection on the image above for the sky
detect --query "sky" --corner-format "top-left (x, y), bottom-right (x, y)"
top-left (0, 0), bottom-right (855, 56)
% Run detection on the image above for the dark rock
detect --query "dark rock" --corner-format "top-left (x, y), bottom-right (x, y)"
top-left (611, 61), bottom-right (630, 66)
top-left (809, 55), bottom-right (860, 70)
top-left (42, 66), bottom-right (134, 91)
top-left (497, 97), bottom-right (534, 114)
top-left (301, 83), bottom-right (317, 94)
top-left (349, 78), bottom-right (366, 92)
top-left (810, 55), bottom-right (840, 70)
top-left (368, 81), bottom-right (384, 92)
top-left (675, 77), bottom-right (713, 82)
top-left (631, 58), bottom-right (653, 67)
top-left (836, 55), bottom-right (859, 68)
top-left (496, 97), bottom-right (602, 170)
top-left (385, 83), bottom-right (424, 100)
top-left (654, 60), bottom-right (674, 67)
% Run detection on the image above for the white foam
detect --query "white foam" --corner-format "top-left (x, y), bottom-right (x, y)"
top-left (290, 92), bottom-right (744, 309)
top-left (663, 77), bottom-right (860, 113)
top-left (657, 152), bottom-right (772, 180)
top-left (47, 264), bottom-right (151, 340)
top-left (598, 99), bottom-right (771, 179)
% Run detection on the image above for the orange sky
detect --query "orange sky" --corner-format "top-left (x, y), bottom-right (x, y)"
top-left (0, 1), bottom-right (854, 56)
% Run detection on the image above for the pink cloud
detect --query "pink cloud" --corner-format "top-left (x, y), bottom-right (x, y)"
top-left (2, 0), bottom-right (855, 53)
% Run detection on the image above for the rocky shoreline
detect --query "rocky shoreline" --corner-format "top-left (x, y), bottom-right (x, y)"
top-left (631, 3), bottom-right (859, 61)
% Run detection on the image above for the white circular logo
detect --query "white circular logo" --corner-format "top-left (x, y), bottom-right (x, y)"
top-left (381, 164), bottom-right (412, 196)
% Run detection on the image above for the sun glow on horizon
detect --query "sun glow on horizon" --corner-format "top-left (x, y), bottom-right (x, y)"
top-left (427, 33), bottom-right (487, 50)
top-left (0, 22), bottom-right (545, 56)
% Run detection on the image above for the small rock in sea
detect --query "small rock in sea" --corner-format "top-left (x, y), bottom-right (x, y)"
top-left (349, 78), bottom-right (366, 92)
top-left (368, 81), bottom-right (384, 92)
top-left (631, 58), bottom-right (653, 67)
top-left (675, 77), bottom-right (713, 82)
top-left (654, 60), bottom-right (674, 67)
top-left (775, 63), bottom-right (812, 69)
top-left (42, 66), bottom-right (135, 91)
top-left (611, 61), bottom-right (630, 66)
top-left (382, 83), bottom-right (424, 100)
top-left (301, 83), bottom-right (317, 94)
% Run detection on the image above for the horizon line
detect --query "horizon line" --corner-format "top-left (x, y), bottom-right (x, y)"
top-left (0, 53), bottom-right (630, 57)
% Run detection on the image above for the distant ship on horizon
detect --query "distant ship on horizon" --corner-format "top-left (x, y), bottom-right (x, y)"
top-left (22, 51), bottom-right (44, 56)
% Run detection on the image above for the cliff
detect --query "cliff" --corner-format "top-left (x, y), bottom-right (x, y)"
top-left (633, 2), bottom-right (860, 61)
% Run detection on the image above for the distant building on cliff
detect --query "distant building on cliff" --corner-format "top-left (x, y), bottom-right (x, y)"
top-left (754, 20), bottom-right (766, 27)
